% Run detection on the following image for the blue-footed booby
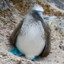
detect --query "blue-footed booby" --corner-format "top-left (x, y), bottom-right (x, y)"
top-left (9, 4), bottom-right (51, 61)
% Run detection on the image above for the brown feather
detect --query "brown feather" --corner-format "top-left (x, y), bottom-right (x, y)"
top-left (39, 22), bottom-right (51, 57)
top-left (9, 20), bottom-right (23, 46)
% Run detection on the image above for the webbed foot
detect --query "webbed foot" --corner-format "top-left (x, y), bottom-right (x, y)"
top-left (9, 47), bottom-right (23, 56)
top-left (32, 56), bottom-right (38, 61)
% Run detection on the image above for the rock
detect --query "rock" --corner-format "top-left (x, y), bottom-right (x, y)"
top-left (59, 41), bottom-right (64, 50)
top-left (0, 0), bottom-right (11, 10)
top-left (56, 22), bottom-right (64, 36)
top-left (44, 15), bottom-right (57, 25)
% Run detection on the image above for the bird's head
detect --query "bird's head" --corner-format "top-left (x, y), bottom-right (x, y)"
top-left (31, 4), bottom-right (44, 21)
top-left (31, 4), bottom-right (51, 32)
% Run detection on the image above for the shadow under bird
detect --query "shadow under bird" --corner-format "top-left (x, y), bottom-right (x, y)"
top-left (9, 4), bottom-right (51, 61)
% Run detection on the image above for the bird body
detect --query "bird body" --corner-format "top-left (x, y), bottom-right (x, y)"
top-left (16, 14), bottom-right (45, 59)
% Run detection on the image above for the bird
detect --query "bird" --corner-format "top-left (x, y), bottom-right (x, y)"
top-left (9, 4), bottom-right (51, 61)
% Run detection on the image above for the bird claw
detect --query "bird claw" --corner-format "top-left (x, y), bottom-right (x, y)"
top-left (9, 48), bottom-right (23, 56)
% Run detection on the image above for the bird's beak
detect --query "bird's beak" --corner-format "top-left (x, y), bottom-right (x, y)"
top-left (37, 11), bottom-right (45, 24)
top-left (37, 12), bottom-right (51, 32)
top-left (37, 12), bottom-right (44, 21)
top-left (32, 10), bottom-right (45, 24)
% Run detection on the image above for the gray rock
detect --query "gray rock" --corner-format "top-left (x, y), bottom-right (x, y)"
top-left (0, 0), bottom-right (11, 10)
top-left (56, 22), bottom-right (64, 36)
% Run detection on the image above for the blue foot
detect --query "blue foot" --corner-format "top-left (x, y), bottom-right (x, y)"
top-left (9, 48), bottom-right (23, 56)
top-left (32, 56), bottom-right (38, 61)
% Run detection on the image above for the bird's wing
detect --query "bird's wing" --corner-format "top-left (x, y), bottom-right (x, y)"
top-left (40, 22), bottom-right (51, 57)
top-left (41, 30), bottom-right (51, 57)
top-left (9, 20), bottom-right (23, 46)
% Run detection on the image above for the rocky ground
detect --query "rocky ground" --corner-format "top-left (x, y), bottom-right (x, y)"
top-left (0, 0), bottom-right (64, 64)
